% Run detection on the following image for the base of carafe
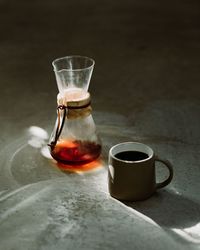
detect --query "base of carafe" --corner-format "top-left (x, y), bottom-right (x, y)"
top-left (50, 139), bottom-right (102, 166)
top-left (53, 156), bottom-right (103, 173)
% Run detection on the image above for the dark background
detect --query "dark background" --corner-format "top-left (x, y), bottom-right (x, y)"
top-left (0, 0), bottom-right (200, 117)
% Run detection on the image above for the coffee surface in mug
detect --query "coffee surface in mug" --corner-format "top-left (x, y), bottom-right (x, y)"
top-left (115, 151), bottom-right (149, 161)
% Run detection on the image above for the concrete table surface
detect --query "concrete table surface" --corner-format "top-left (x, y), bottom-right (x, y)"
top-left (0, 0), bottom-right (200, 249)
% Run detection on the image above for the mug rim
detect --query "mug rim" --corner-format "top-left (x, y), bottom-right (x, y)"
top-left (109, 141), bottom-right (154, 163)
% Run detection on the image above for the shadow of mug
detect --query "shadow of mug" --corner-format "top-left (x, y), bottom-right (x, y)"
top-left (124, 189), bottom-right (200, 230)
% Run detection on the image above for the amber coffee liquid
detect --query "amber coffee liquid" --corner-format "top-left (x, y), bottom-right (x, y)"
top-left (51, 140), bottom-right (101, 165)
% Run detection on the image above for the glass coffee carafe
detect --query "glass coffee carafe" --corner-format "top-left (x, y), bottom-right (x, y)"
top-left (49, 56), bottom-right (101, 165)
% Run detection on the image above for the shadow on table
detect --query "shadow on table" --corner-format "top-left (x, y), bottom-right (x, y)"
top-left (122, 189), bottom-right (200, 244)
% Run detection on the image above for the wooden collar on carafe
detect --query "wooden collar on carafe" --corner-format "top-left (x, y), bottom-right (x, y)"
top-left (57, 92), bottom-right (92, 118)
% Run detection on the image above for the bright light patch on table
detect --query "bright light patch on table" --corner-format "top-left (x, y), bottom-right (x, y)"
top-left (28, 138), bottom-right (43, 148)
top-left (169, 186), bottom-right (181, 195)
top-left (41, 146), bottom-right (52, 159)
top-left (172, 222), bottom-right (200, 244)
top-left (27, 126), bottom-right (49, 148)
top-left (28, 126), bottom-right (49, 139)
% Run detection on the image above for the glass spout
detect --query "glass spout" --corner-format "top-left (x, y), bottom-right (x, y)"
top-left (52, 55), bottom-right (95, 94)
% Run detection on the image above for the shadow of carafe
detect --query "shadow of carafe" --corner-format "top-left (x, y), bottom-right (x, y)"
top-left (123, 189), bottom-right (200, 245)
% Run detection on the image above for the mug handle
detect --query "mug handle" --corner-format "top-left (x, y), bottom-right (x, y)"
top-left (155, 156), bottom-right (173, 189)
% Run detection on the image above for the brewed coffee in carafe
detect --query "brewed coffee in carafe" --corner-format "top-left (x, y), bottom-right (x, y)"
top-left (49, 56), bottom-right (101, 165)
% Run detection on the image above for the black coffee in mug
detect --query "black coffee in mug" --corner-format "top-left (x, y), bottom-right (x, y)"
top-left (115, 151), bottom-right (149, 161)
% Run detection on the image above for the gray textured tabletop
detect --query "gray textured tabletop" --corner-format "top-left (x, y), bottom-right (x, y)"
top-left (0, 0), bottom-right (200, 249)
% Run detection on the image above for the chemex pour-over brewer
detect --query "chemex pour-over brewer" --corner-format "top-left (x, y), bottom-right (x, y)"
top-left (48, 55), bottom-right (101, 165)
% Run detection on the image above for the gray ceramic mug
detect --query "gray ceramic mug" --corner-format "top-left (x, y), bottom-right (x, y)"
top-left (108, 142), bottom-right (173, 201)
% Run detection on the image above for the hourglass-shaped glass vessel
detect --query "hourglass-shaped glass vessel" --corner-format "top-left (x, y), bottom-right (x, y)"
top-left (49, 56), bottom-right (101, 165)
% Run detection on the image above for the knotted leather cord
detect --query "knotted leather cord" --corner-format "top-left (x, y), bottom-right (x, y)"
top-left (48, 101), bottom-right (91, 149)
top-left (48, 105), bottom-right (67, 149)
